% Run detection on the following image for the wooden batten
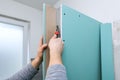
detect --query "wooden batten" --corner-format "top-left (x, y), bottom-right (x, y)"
top-left (45, 4), bottom-right (56, 71)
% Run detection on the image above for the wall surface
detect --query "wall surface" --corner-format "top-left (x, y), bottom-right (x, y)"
top-left (0, 0), bottom-right (42, 59)
top-left (55, 0), bottom-right (120, 23)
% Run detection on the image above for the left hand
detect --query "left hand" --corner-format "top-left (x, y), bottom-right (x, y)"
top-left (32, 36), bottom-right (47, 69)
top-left (36, 36), bottom-right (47, 60)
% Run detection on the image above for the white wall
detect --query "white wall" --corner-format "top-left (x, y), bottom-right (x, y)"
top-left (0, 0), bottom-right (42, 59)
top-left (55, 0), bottom-right (120, 23)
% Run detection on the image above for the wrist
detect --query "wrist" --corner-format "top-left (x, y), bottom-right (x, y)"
top-left (35, 56), bottom-right (42, 64)
top-left (50, 50), bottom-right (61, 56)
top-left (49, 52), bottom-right (62, 67)
top-left (31, 57), bottom-right (42, 69)
top-left (49, 57), bottom-right (62, 66)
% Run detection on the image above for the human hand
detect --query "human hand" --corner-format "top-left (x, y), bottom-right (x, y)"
top-left (49, 35), bottom-right (64, 66)
top-left (36, 36), bottom-right (47, 60)
top-left (32, 36), bottom-right (47, 69)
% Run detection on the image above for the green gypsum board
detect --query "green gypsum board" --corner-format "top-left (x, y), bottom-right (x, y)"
top-left (61, 5), bottom-right (101, 80)
top-left (101, 23), bottom-right (115, 80)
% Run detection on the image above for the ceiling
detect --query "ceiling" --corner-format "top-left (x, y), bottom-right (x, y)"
top-left (13, 0), bottom-right (59, 10)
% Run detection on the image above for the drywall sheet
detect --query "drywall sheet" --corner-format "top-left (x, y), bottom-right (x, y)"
top-left (61, 5), bottom-right (101, 80)
top-left (101, 24), bottom-right (115, 80)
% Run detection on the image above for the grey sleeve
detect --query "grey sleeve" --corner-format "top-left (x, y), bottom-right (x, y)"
top-left (6, 63), bottom-right (38, 80)
top-left (45, 64), bottom-right (68, 80)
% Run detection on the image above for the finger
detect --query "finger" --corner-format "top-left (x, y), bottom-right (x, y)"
top-left (39, 36), bottom-right (43, 47)
top-left (42, 44), bottom-right (48, 49)
top-left (51, 34), bottom-right (57, 39)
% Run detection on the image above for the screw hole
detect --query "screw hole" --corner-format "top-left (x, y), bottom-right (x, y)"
top-left (64, 13), bottom-right (66, 15)
top-left (79, 15), bottom-right (80, 17)
top-left (63, 40), bottom-right (65, 42)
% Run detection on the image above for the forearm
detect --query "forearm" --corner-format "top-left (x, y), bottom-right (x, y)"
top-left (46, 35), bottom-right (67, 80)
top-left (31, 56), bottom-right (42, 69)
top-left (6, 63), bottom-right (38, 80)
top-left (49, 52), bottom-right (62, 67)
top-left (45, 64), bottom-right (67, 80)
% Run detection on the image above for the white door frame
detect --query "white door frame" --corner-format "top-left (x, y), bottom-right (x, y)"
top-left (0, 15), bottom-right (30, 66)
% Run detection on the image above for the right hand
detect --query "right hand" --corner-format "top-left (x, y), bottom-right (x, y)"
top-left (49, 34), bottom-right (64, 56)
top-left (48, 34), bottom-right (64, 66)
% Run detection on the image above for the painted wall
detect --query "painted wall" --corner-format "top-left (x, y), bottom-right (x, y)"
top-left (0, 0), bottom-right (42, 59)
top-left (55, 0), bottom-right (120, 23)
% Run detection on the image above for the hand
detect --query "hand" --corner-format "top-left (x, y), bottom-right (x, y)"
top-left (49, 35), bottom-right (64, 66)
top-left (32, 36), bottom-right (47, 69)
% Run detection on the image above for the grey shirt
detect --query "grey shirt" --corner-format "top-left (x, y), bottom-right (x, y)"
top-left (6, 64), bottom-right (67, 80)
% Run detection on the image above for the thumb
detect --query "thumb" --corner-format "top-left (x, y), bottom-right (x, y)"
top-left (51, 34), bottom-right (57, 39)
